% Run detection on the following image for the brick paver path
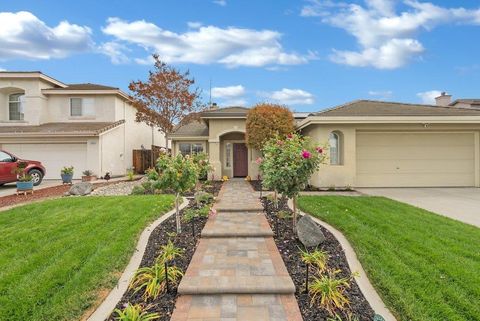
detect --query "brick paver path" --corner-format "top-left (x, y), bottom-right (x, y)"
top-left (171, 179), bottom-right (303, 321)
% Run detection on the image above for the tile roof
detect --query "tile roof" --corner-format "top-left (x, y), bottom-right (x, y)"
top-left (0, 120), bottom-right (125, 136)
top-left (169, 121), bottom-right (209, 137)
top-left (201, 106), bottom-right (249, 118)
top-left (43, 83), bottom-right (119, 91)
top-left (312, 100), bottom-right (480, 117)
top-left (450, 99), bottom-right (480, 106)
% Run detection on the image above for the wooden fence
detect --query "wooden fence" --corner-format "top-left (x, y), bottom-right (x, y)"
top-left (132, 145), bottom-right (167, 174)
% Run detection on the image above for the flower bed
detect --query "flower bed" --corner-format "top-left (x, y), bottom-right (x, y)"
top-left (261, 196), bottom-right (375, 321)
top-left (107, 199), bottom-right (207, 320)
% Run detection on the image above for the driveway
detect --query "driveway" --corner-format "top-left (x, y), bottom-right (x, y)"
top-left (0, 180), bottom-right (64, 197)
top-left (358, 188), bottom-right (480, 228)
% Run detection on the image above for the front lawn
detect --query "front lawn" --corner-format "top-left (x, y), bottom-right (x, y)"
top-left (0, 195), bottom-right (174, 321)
top-left (298, 196), bottom-right (480, 321)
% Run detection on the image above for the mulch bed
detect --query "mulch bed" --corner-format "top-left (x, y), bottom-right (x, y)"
top-left (107, 182), bottom-right (222, 321)
top-left (0, 180), bottom-right (124, 209)
top-left (107, 199), bottom-right (208, 321)
top-left (261, 196), bottom-right (375, 321)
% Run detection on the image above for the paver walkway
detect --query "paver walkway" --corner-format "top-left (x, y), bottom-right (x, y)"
top-left (171, 179), bottom-right (303, 321)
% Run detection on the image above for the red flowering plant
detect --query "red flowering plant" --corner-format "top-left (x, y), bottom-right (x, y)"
top-left (260, 133), bottom-right (326, 228)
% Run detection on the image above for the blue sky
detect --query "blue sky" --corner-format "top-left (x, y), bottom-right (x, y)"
top-left (0, 0), bottom-right (479, 112)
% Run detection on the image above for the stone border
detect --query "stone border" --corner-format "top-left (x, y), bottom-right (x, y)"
top-left (87, 197), bottom-right (189, 321)
top-left (287, 199), bottom-right (397, 321)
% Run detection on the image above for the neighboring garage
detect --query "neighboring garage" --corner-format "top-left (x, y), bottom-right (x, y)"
top-left (2, 143), bottom-right (88, 179)
top-left (356, 132), bottom-right (476, 187)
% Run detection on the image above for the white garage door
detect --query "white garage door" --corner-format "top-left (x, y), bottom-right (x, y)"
top-left (3, 143), bottom-right (87, 179)
top-left (356, 132), bottom-right (476, 187)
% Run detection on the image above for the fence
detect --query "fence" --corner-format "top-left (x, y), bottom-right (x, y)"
top-left (132, 145), bottom-right (166, 174)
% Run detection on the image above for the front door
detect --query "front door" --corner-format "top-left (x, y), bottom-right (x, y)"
top-left (233, 143), bottom-right (248, 177)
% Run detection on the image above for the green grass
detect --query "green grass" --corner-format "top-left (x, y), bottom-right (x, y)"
top-left (298, 195), bottom-right (480, 321)
top-left (0, 195), bottom-right (174, 321)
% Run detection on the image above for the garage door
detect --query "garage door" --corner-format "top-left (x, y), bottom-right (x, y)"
top-left (356, 132), bottom-right (476, 187)
top-left (2, 143), bottom-right (87, 179)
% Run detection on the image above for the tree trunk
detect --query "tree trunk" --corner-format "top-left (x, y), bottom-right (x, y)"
top-left (175, 193), bottom-right (182, 233)
top-left (274, 190), bottom-right (278, 211)
top-left (292, 195), bottom-right (297, 230)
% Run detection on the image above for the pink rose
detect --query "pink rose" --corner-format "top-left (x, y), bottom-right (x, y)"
top-left (277, 140), bottom-right (284, 146)
top-left (255, 157), bottom-right (263, 164)
top-left (287, 133), bottom-right (293, 139)
top-left (302, 150), bottom-right (311, 159)
top-left (316, 147), bottom-right (323, 154)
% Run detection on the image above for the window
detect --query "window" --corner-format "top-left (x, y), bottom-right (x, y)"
top-left (179, 143), bottom-right (204, 156)
top-left (329, 131), bottom-right (343, 165)
top-left (225, 143), bottom-right (232, 167)
top-left (9, 93), bottom-right (25, 121)
top-left (0, 151), bottom-right (13, 162)
top-left (70, 98), bottom-right (95, 117)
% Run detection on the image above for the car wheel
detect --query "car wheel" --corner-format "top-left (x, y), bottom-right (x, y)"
top-left (29, 169), bottom-right (43, 186)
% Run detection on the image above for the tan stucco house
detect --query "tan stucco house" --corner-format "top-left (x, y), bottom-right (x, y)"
top-left (170, 95), bottom-right (480, 188)
top-left (0, 71), bottom-right (165, 179)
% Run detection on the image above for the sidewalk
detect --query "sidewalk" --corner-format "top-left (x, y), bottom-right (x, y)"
top-left (171, 179), bottom-right (303, 321)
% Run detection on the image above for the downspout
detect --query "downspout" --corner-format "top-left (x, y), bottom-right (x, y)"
top-left (124, 101), bottom-right (127, 173)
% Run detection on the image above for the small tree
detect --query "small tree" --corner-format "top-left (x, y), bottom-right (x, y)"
top-left (246, 103), bottom-right (294, 150)
top-left (129, 55), bottom-right (206, 146)
top-left (260, 133), bottom-right (325, 228)
top-left (149, 153), bottom-right (198, 233)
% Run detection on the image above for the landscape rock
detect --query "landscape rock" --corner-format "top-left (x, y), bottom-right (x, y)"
top-left (68, 182), bottom-right (93, 196)
top-left (296, 215), bottom-right (326, 248)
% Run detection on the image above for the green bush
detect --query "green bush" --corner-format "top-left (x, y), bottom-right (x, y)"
top-left (131, 185), bottom-right (146, 195)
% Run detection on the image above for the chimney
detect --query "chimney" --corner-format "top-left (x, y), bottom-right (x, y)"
top-left (210, 102), bottom-right (218, 110)
top-left (435, 92), bottom-right (452, 106)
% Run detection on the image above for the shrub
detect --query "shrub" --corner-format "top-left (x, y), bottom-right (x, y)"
top-left (192, 152), bottom-right (213, 181)
top-left (194, 191), bottom-right (214, 206)
top-left (126, 167), bottom-right (135, 181)
top-left (114, 304), bottom-right (160, 321)
top-left (149, 154), bottom-right (198, 233)
top-left (260, 133), bottom-right (326, 227)
top-left (131, 185), bottom-right (146, 195)
top-left (300, 248), bottom-right (329, 273)
top-left (82, 169), bottom-right (93, 176)
top-left (246, 103), bottom-right (294, 150)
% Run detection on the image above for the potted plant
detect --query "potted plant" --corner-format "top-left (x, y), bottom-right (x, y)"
top-left (61, 166), bottom-right (74, 184)
top-left (81, 170), bottom-right (96, 182)
top-left (13, 161), bottom-right (34, 193)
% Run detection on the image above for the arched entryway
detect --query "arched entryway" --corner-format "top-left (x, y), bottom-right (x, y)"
top-left (219, 131), bottom-right (248, 178)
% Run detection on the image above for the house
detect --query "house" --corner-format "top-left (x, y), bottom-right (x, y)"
top-left (170, 94), bottom-right (480, 188)
top-left (0, 71), bottom-right (165, 179)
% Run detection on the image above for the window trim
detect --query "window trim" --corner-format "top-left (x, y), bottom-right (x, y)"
top-left (178, 142), bottom-right (204, 156)
top-left (8, 92), bottom-right (25, 121)
top-left (70, 97), bottom-right (95, 117)
top-left (329, 131), bottom-right (343, 166)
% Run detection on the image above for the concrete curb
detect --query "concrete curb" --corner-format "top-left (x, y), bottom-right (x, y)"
top-left (287, 199), bottom-right (397, 321)
top-left (87, 197), bottom-right (189, 321)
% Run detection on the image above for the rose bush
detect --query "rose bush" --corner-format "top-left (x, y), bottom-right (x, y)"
top-left (260, 133), bottom-right (326, 227)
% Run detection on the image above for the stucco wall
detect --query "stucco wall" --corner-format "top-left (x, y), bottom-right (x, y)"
top-left (99, 125), bottom-right (125, 177)
top-left (46, 95), bottom-right (117, 122)
top-left (302, 122), bottom-right (480, 188)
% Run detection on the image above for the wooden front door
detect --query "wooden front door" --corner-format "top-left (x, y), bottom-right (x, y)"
top-left (233, 143), bottom-right (248, 177)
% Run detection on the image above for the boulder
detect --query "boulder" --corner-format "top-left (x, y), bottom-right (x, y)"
top-left (296, 215), bottom-right (326, 248)
top-left (68, 182), bottom-right (94, 196)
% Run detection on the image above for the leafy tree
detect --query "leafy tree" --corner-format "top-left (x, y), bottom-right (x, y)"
top-left (129, 54), bottom-right (205, 145)
top-left (148, 153), bottom-right (198, 233)
top-left (246, 103), bottom-right (294, 150)
top-left (260, 133), bottom-right (325, 228)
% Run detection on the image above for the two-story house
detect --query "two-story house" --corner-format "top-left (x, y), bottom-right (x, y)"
top-left (0, 71), bottom-right (165, 179)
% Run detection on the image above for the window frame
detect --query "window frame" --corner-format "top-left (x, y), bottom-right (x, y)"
top-left (70, 97), bottom-right (95, 117)
top-left (178, 142), bottom-right (204, 156)
top-left (329, 131), bottom-right (343, 166)
top-left (8, 93), bottom-right (25, 121)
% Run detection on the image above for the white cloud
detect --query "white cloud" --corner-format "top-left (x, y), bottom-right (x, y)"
top-left (211, 85), bottom-right (247, 106)
top-left (101, 18), bottom-right (309, 67)
top-left (213, 0), bottom-right (227, 6)
top-left (99, 41), bottom-right (130, 64)
top-left (187, 21), bottom-right (203, 29)
top-left (0, 11), bottom-right (93, 60)
top-left (301, 0), bottom-right (480, 69)
top-left (417, 90), bottom-right (442, 104)
top-left (368, 90), bottom-right (393, 99)
top-left (261, 88), bottom-right (315, 105)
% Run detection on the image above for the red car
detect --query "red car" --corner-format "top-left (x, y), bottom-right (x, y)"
top-left (0, 150), bottom-right (46, 186)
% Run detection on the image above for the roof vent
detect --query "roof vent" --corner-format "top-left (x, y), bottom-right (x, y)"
top-left (435, 92), bottom-right (452, 107)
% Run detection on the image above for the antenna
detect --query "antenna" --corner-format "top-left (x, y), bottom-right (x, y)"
top-left (209, 78), bottom-right (212, 107)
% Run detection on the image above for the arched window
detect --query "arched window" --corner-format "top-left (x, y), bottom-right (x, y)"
top-left (329, 131), bottom-right (343, 165)
top-left (9, 93), bottom-right (25, 121)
